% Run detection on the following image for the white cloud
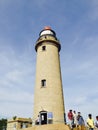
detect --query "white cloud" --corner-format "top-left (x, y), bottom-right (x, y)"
top-left (61, 33), bottom-right (98, 121)
top-left (0, 43), bottom-right (35, 118)
top-left (61, 34), bottom-right (98, 77)
top-left (0, 88), bottom-right (33, 103)
top-left (0, 82), bottom-right (34, 118)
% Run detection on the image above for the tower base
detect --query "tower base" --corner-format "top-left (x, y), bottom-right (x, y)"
top-left (22, 124), bottom-right (70, 130)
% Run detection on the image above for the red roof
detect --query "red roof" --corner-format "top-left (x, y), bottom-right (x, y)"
top-left (44, 26), bottom-right (51, 30)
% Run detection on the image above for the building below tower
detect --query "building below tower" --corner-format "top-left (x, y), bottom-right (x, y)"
top-left (7, 117), bottom-right (32, 130)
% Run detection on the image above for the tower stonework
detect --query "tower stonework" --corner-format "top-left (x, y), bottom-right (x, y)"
top-left (33, 26), bottom-right (65, 125)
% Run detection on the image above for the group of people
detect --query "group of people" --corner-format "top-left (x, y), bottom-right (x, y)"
top-left (67, 109), bottom-right (98, 130)
top-left (67, 110), bottom-right (84, 129)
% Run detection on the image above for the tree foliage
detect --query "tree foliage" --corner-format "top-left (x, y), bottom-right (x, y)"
top-left (0, 119), bottom-right (7, 130)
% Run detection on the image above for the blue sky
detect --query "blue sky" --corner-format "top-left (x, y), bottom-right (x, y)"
top-left (0, 0), bottom-right (98, 122)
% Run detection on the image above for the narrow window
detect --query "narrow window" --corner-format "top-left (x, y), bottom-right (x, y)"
top-left (42, 46), bottom-right (46, 51)
top-left (41, 79), bottom-right (46, 87)
top-left (47, 112), bottom-right (53, 124)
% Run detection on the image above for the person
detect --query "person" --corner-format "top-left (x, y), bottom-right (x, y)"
top-left (73, 110), bottom-right (77, 127)
top-left (95, 116), bottom-right (98, 128)
top-left (41, 115), bottom-right (45, 125)
top-left (77, 112), bottom-right (85, 130)
top-left (87, 114), bottom-right (94, 130)
top-left (36, 115), bottom-right (40, 125)
top-left (67, 110), bottom-right (74, 128)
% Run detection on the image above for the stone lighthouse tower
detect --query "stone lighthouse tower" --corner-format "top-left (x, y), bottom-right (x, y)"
top-left (33, 26), bottom-right (65, 125)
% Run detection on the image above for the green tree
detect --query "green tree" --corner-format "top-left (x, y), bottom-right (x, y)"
top-left (0, 119), bottom-right (7, 130)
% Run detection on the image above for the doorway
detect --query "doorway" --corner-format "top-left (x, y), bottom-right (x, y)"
top-left (40, 111), bottom-right (47, 125)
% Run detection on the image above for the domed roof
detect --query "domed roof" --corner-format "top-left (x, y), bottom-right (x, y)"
top-left (40, 26), bottom-right (56, 36)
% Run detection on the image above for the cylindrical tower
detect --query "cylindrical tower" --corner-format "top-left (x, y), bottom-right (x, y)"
top-left (33, 26), bottom-right (65, 125)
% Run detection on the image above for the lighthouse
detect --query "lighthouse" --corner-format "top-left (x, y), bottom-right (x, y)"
top-left (33, 26), bottom-right (65, 125)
